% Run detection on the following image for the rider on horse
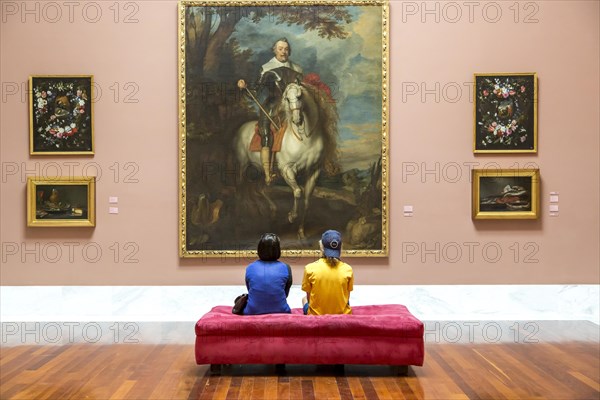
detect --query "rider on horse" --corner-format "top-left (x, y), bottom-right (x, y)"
top-left (237, 38), bottom-right (303, 185)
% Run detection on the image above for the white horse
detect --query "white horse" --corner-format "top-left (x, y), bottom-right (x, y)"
top-left (234, 82), bottom-right (328, 239)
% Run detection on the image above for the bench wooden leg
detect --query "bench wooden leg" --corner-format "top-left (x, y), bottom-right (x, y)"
top-left (275, 364), bottom-right (286, 374)
top-left (392, 365), bottom-right (409, 376)
top-left (210, 364), bottom-right (222, 375)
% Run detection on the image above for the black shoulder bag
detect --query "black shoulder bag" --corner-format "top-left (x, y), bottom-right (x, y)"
top-left (232, 293), bottom-right (248, 315)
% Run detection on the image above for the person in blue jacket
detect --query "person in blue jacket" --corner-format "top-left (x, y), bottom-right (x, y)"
top-left (244, 233), bottom-right (292, 315)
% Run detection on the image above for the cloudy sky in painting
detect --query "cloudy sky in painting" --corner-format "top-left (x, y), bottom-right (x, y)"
top-left (230, 6), bottom-right (383, 171)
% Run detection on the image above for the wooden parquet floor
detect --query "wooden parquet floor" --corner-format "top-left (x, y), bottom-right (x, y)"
top-left (1, 321), bottom-right (599, 400)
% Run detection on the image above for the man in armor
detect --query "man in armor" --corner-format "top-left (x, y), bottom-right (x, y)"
top-left (238, 38), bottom-right (303, 185)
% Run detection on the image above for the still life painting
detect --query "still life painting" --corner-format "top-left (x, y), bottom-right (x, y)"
top-left (472, 169), bottom-right (540, 220)
top-left (178, 1), bottom-right (389, 257)
top-left (27, 177), bottom-right (96, 227)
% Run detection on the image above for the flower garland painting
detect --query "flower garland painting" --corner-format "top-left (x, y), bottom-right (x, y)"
top-left (29, 76), bottom-right (94, 154)
top-left (474, 73), bottom-right (537, 153)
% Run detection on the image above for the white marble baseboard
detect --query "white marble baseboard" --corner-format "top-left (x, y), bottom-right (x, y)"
top-left (1, 285), bottom-right (598, 325)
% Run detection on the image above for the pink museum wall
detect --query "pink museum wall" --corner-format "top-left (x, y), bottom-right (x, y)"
top-left (1, 0), bottom-right (598, 285)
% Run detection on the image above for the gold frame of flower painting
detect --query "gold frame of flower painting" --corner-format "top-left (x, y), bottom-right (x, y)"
top-left (27, 176), bottom-right (96, 227)
top-left (473, 73), bottom-right (537, 153)
top-left (29, 75), bottom-right (95, 155)
top-left (472, 169), bottom-right (540, 220)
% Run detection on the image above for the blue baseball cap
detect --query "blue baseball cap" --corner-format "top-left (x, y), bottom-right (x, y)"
top-left (321, 230), bottom-right (342, 258)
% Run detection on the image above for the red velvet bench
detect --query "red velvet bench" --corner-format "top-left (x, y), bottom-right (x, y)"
top-left (195, 304), bottom-right (424, 375)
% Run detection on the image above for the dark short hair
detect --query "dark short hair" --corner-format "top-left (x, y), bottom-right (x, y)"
top-left (272, 38), bottom-right (292, 55)
top-left (257, 233), bottom-right (281, 261)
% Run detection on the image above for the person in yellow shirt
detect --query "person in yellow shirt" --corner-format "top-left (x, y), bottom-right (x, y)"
top-left (301, 230), bottom-right (354, 315)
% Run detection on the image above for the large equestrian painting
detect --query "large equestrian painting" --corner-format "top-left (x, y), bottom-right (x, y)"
top-left (178, 0), bottom-right (388, 257)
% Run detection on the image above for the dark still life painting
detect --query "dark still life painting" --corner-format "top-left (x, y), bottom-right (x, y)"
top-left (472, 169), bottom-right (539, 220)
top-left (27, 177), bottom-right (96, 227)
top-left (178, 1), bottom-right (389, 257)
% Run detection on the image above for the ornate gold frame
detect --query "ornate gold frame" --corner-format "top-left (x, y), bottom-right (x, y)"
top-left (29, 75), bottom-right (95, 155)
top-left (178, 0), bottom-right (389, 258)
top-left (473, 72), bottom-right (538, 154)
top-left (472, 169), bottom-right (540, 220)
top-left (27, 177), bottom-right (96, 227)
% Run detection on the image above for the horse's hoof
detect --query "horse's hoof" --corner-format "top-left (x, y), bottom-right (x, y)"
top-left (298, 229), bottom-right (305, 240)
top-left (288, 212), bottom-right (297, 223)
top-left (264, 173), bottom-right (277, 186)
